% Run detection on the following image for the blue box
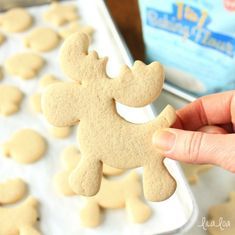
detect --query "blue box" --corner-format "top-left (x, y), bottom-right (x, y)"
top-left (138, 0), bottom-right (235, 96)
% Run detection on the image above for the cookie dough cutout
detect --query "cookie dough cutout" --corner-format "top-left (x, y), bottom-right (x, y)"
top-left (0, 8), bottom-right (33, 33)
top-left (5, 53), bottom-right (45, 80)
top-left (55, 158), bottom-right (151, 227)
top-left (42, 32), bottom-right (177, 201)
top-left (0, 178), bottom-right (27, 205)
top-left (59, 21), bottom-right (93, 39)
top-left (0, 85), bottom-right (23, 116)
top-left (208, 192), bottom-right (235, 235)
top-left (0, 32), bottom-right (5, 46)
top-left (43, 2), bottom-right (78, 26)
top-left (24, 27), bottom-right (60, 52)
top-left (181, 163), bottom-right (213, 184)
top-left (1, 129), bottom-right (47, 164)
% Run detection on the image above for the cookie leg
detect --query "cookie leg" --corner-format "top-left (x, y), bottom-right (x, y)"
top-left (80, 199), bottom-right (101, 227)
top-left (19, 226), bottom-right (41, 235)
top-left (126, 197), bottom-right (151, 223)
top-left (69, 158), bottom-right (102, 196)
top-left (143, 160), bottom-right (176, 201)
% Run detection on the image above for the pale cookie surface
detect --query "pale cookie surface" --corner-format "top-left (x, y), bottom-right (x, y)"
top-left (0, 179), bottom-right (41, 235)
top-left (55, 162), bottom-right (152, 227)
top-left (49, 126), bottom-right (71, 138)
top-left (0, 178), bottom-right (27, 205)
top-left (24, 27), bottom-right (60, 52)
top-left (5, 53), bottom-right (44, 80)
top-left (59, 21), bottom-right (93, 39)
top-left (0, 84), bottom-right (23, 116)
top-left (0, 8), bottom-right (32, 32)
top-left (30, 93), bottom-right (42, 113)
top-left (55, 146), bottom-right (124, 194)
top-left (30, 74), bottom-right (60, 113)
top-left (0, 197), bottom-right (41, 235)
top-left (180, 163), bottom-right (213, 184)
top-left (0, 66), bottom-right (3, 80)
top-left (54, 146), bottom-right (123, 195)
top-left (1, 128), bottom-right (47, 164)
top-left (30, 75), bottom-right (72, 138)
top-left (42, 33), bottom-right (177, 201)
top-left (39, 74), bottom-right (59, 88)
top-left (208, 192), bottom-right (235, 235)
top-left (43, 2), bottom-right (78, 26)
top-left (0, 32), bottom-right (5, 46)
top-left (55, 147), bottom-right (151, 226)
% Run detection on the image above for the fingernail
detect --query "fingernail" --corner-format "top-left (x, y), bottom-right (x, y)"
top-left (152, 130), bottom-right (176, 151)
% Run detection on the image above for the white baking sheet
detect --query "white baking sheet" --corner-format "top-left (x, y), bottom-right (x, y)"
top-left (0, 1), bottom-right (197, 234)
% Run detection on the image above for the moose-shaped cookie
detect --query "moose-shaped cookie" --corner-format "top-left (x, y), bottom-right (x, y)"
top-left (42, 33), bottom-right (177, 201)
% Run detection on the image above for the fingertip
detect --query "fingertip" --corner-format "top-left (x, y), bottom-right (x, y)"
top-left (198, 125), bottom-right (228, 134)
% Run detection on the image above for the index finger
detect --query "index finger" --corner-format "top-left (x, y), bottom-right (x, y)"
top-left (173, 90), bottom-right (235, 131)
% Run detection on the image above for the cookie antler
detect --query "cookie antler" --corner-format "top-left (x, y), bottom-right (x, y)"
top-left (111, 61), bottom-right (164, 107)
top-left (60, 33), bottom-right (108, 82)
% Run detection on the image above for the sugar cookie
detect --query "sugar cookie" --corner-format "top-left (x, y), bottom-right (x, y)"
top-left (59, 21), bottom-right (93, 39)
top-left (81, 173), bottom-right (152, 227)
top-left (54, 146), bottom-right (124, 195)
top-left (0, 84), bottom-right (23, 116)
top-left (55, 151), bottom-right (151, 226)
top-left (0, 32), bottom-right (5, 46)
top-left (30, 93), bottom-right (42, 113)
top-left (39, 74), bottom-right (59, 88)
top-left (1, 128), bottom-right (47, 164)
top-left (0, 178), bottom-right (27, 205)
top-left (30, 74), bottom-right (72, 138)
top-left (5, 52), bottom-right (44, 80)
top-left (55, 160), bottom-right (152, 227)
top-left (24, 27), bottom-right (60, 52)
top-left (43, 2), bottom-right (78, 26)
top-left (0, 8), bottom-right (32, 33)
top-left (181, 163), bottom-right (213, 184)
top-left (0, 197), bottom-right (41, 235)
top-left (208, 192), bottom-right (235, 235)
top-left (0, 66), bottom-right (3, 80)
top-left (0, 179), bottom-right (41, 235)
top-left (30, 74), bottom-right (60, 113)
top-left (49, 126), bottom-right (72, 139)
top-left (42, 33), bottom-right (177, 201)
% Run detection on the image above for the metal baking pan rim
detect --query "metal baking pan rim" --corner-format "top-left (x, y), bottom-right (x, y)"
top-left (98, 0), bottom-right (197, 103)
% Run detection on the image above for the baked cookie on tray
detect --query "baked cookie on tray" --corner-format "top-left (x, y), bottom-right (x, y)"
top-left (54, 148), bottom-right (151, 227)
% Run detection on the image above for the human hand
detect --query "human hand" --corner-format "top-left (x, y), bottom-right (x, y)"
top-left (152, 91), bottom-right (235, 173)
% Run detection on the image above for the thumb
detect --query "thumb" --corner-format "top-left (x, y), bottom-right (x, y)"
top-left (152, 128), bottom-right (235, 173)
